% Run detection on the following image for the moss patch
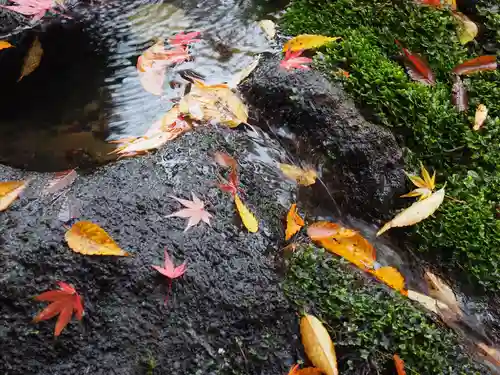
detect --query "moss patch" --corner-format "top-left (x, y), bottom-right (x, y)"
top-left (281, 0), bottom-right (500, 291)
top-left (284, 247), bottom-right (488, 374)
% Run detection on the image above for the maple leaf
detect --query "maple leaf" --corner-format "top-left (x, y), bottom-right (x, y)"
top-left (219, 168), bottom-right (242, 196)
top-left (280, 49), bottom-right (312, 71)
top-left (168, 31), bottom-right (201, 46)
top-left (401, 163), bottom-right (436, 200)
top-left (152, 249), bottom-right (187, 304)
top-left (33, 281), bottom-right (84, 336)
top-left (167, 192), bottom-right (212, 231)
top-left (0, 0), bottom-right (58, 21)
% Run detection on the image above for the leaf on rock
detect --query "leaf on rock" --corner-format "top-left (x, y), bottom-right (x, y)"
top-left (65, 221), bottom-right (130, 256)
top-left (280, 49), bottom-right (313, 71)
top-left (393, 354), bottom-right (407, 375)
top-left (44, 169), bottom-right (77, 195)
top-left (234, 193), bottom-right (258, 233)
top-left (33, 281), bottom-right (84, 336)
top-left (283, 34), bottom-right (340, 52)
top-left (307, 221), bottom-right (357, 241)
top-left (453, 12), bottom-right (478, 45)
top-left (473, 104), bottom-right (487, 131)
top-left (214, 151), bottom-right (237, 170)
top-left (166, 192), bottom-right (212, 232)
top-left (288, 365), bottom-right (323, 375)
top-left (0, 180), bottom-right (28, 211)
top-left (0, 40), bottom-right (13, 50)
top-left (167, 31), bottom-right (201, 46)
top-left (476, 342), bottom-right (500, 368)
top-left (18, 36), bottom-right (43, 82)
top-left (395, 40), bottom-right (435, 85)
top-left (152, 249), bottom-right (187, 279)
top-left (369, 266), bottom-right (406, 294)
top-left (229, 56), bottom-right (261, 88)
top-left (451, 74), bottom-right (468, 112)
top-left (424, 270), bottom-right (460, 313)
top-left (279, 163), bottom-right (317, 186)
top-left (377, 187), bottom-right (445, 236)
top-left (452, 55), bottom-right (497, 75)
top-left (285, 203), bottom-right (304, 240)
top-left (258, 19), bottom-right (276, 40)
top-left (109, 132), bottom-right (172, 158)
top-left (300, 314), bottom-right (338, 375)
top-left (407, 289), bottom-right (455, 318)
top-left (58, 196), bottom-right (81, 223)
top-left (401, 163), bottom-right (436, 200)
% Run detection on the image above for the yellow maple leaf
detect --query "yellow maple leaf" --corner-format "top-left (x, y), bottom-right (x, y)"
top-left (401, 163), bottom-right (436, 200)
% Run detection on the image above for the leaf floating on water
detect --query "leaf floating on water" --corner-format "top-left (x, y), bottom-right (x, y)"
top-left (393, 354), bottom-right (407, 375)
top-left (473, 104), bottom-right (487, 131)
top-left (452, 55), bottom-right (497, 75)
top-left (44, 169), bottom-right (77, 195)
top-left (395, 40), bottom-right (435, 85)
top-left (283, 34), bottom-right (340, 52)
top-left (234, 194), bottom-right (258, 233)
top-left (285, 203), bottom-right (304, 240)
top-left (300, 314), bottom-right (338, 375)
top-left (453, 12), bottom-right (478, 45)
top-left (229, 56), bottom-right (261, 88)
top-left (0, 40), bottom-right (13, 50)
top-left (65, 221), bottom-right (130, 256)
top-left (369, 266), bottom-right (406, 294)
top-left (377, 188), bottom-right (445, 236)
top-left (258, 19), bottom-right (276, 40)
top-left (0, 180), bottom-right (28, 211)
top-left (279, 163), bottom-right (317, 186)
top-left (307, 221), bottom-right (357, 241)
top-left (18, 36), bottom-right (43, 82)
top-left (451, 74), bottom-right (468, 112)
top-left (168, 31), bottom-right (201, 46)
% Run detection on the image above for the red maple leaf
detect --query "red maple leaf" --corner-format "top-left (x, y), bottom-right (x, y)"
top-left (33, 281), bottom-right (84, 336)
top-left (280, 49), bottom-right (313, 71)
top-left (168, 31), bottom-right (201, 46)
top-left (152, 249), bottom-right (187, 304)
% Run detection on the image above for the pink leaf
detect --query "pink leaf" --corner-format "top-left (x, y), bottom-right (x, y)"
top-left (152, 249), bottom-right (187, 279)
top-left (166, 192), bottom-right (212, 231)
top-left (280, 49), bottom-right (312, 71)
top-left (168, 31), bottom-right (201, 46)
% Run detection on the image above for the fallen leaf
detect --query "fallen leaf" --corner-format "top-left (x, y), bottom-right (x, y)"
top-left (300, 314), bottom-right (338, 375)
top-left (369, 266), bottom-right (406, 294)
top-left (0, 0), bottom-right (57, 20)
top-left (395, 40), bottom-right (435, 85)
top-left (214, 151), bottom-right (237, 170)
top-left (109, 132), bottom-right (174, 158)
top-left (424, 270), bottom-right (460, 312)
top-left (453, 12), bottom-right (478, 45)
top-left (279, 163), bottom-right (317, 186)
top-left (0, 40), bottom-right (13, 50)
top-left (415, 0), bottom-right (456, 9)
top-left (284, 34), bottom-right (340, 52)
top-left (476, 342), bottom-right (500, 368)
top-left (452, 55), bottom-right (497, 75)
top-left (229, 56), bottom-right (261, 88)
top-left (58, 196), bottom-right (81, 223)
top-left (167, 31), bottom-right (201, 46)
top-left (377, 188), bottom-right (445, 236)
top-left (258, 19), bottom-right (276, 40)
top-left (285, 203), bottom-right (304, 240)
top-left (152, 248), bottom-right (187, 303)
top-left (288, 364), bottom-right (323, 375)
top-left (33, 281), bottom-right (84, 336)
top-left (401, 163), bottom-right (436, 200)
top-left (393, 354), bottom-right (407, 375)
top-left (0, 180), bottom-right (28, 211)
top-left (167, 192), bottom-right (212, 232)
top-left (144, 105), bottom-right (185, 137)
top-left (65, 221), bottom-right (130, 256)
top-left (234, 193), bottom-right (258, 233)
top-left (219, 167), bottom-right (241, 196)
top-left (473, 104), bottom-right (488, 130)
top-left (280, 49), bottom-right (313, 71)
top-left (44, 169), bottom-right (77, 195)
top-left (407, 289), bottom-right (454, 317)
top-left (451, 74), bottom-right (468, 112)
top-left (19, 36), bottom-right (43, 82)
top-left (307, 221), bottom-right (358, 241)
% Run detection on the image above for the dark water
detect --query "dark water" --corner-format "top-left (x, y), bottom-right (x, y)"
top-left (0, 0), bottom-right (284, 171)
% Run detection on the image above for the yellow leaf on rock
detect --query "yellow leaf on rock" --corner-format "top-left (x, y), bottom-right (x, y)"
top-left (300, 314), bottom-right (338, 375)
top-left (19, 37), bottom-right (43, 82)
top-left (279, 163), bottom-right (317, 186)
top-left (369, 266), bottom-right (406, 294)
top-left (234, 194), bottom-right (258, 233)
top-left (377, 187), bottom-right (445, 236)
top-left (65, 221), bottom-right (130, 256)
top-left (285, 203), bottom-right (304, 240)
top-left (0, 40), bottom-right (13, 50)
top-left (283, 34), bottom-right (340, 52)
top-left (453, 12), bottom-right (478, 45)
top-left (0, 180), bottom-right (27, 211)
top-left (307, 221), bottom-right (357, 241)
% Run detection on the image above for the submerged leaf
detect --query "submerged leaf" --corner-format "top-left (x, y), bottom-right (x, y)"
top-left (19, 36), bottom-right (43, 82)
top-left (65, 221), bottom-right (130, 256)
top-left (453, 12), bottom-right (478, 45)
top-left (283, 34), bottom-right (340, 52)
top-left (279, 163), bottom-right (317, 186)
top-left (452, 55), bottom-right (497, 75)
top-left (234, 194), bottom-right (258, 233)
top-left (0, 180), bottom-right (27, 211)
top-left (377, 188), bottom-right (445, 236)
top-left (395, 40), bottom-right (435, 85)
top-left (229, 56), bottom-right (261, 88)
top-left (473, 104), bottom-right (488, 131)
top-left (285, 203), bottom-right (304, 240)
top-left (300, 314), bottom-right (338, 375)
top-left (451, 74), bottom-right (468, 112)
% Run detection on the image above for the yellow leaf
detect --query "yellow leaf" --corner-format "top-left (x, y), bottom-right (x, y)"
top-left (279, 163), bottom-right (317, 186)
top-left (369, 266), bottom-right (406, 294)
top-left (283, 34), bottom-right (341, 52)
top-left (307, 221), bottom-right (357, 241)
top-left (0, 180), bottom-right (27, 211)
top-left (65, 221), bottom-right (130, 256)
top-left (0, 40), bottom-right (13, 51)
top-left (300, 314), bottom-right (338, 375)
top-left (424, 270), bottom-right (460, 313)
top-left (285, 203), bottom-right (304, 240)
top-left (473, 104), bottom-right (487, 131)
top-left (402, 164), bottom-right (436, 200)
top-left (234, 194), bottom-right (258, 233)
top-left (18, 37), bottom-right (43, 82)
top-left (377, 187), bottom-right (445, 236)
top-left (453, 12), bottom-right (478, 45)
top-left (258, 19), bottom-right (276, 40)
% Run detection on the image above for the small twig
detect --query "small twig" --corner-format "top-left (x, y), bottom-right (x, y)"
top-left (445, 195), bottom-right (467, 204)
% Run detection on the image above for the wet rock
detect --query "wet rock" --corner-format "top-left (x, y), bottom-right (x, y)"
top-left (0, 127), bottom-right (299, 375)
top-left (240, 54), bottom-right (406, 222)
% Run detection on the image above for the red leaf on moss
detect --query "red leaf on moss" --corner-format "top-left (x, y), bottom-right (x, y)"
top-left (452, 55), bottom-right (497, 75)
top-left (395, 40), bottom-right (435, 85)
top-left (451, 74), bottom-right (468, 112)
top-left (394, 354), bottom-right (407, 375)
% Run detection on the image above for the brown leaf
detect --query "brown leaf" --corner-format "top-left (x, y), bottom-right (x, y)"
top-left (424, 270), bottom-right (460, 313)
top-left (452, 55), bottom-right (497, 76)
top-left (451, 75), bottom-right (468, 112)
top-left (285, 203), bottom-right (304, 240)
top-left (19, 37), bottom-right (43, 82)
top-left (0, 180), bottom-right (28, 211)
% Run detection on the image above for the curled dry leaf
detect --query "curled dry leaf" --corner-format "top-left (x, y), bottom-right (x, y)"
top-left (65, 221), bottom-right (130, 256)
top-left (369, 266), bottom-right (406, 294)
top-left (451, 74), bottom-right (468, 112)
top-left (279, 163), bottom-right (317, 186)
top-left (283, 34), bottom-right (340, 52)
top-left (234, 194), bottom-right (258, 233)
top-left (307, 221), bottom-right (357, 241)
top-left (0, 180), bottom-right (28, 211)
top-left (395, 40), bottom-right (435, 85)
top-left (473, 104), bottom-right (487, 131)
top-left (285, 203), bottom-right (304, 240)
top-left (452, 55), bottom-right (497, 75)
top-left (0, 40), bottom-right (13, 50)
top-left (453, 12), bottom-right (478, 45)
top-left (393, 354), bottom-right (407, 375)
top-left (424, 270), bottom-right (460, 313)
top-left (19, 36), bottom-right (43, 82)
top-left (377, 188), bottom-right (445, 236)
top-left (300, 314), bottom-right (338, 375)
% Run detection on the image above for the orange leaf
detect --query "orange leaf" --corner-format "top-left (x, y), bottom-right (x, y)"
top-left (452, 55), bottom-right (497, 75)
top-left (296, 368), bottom-right (324, 375)
top-left (369, 266), bottom-right (406, 293)
top-left (317, 232), bottom-right (376, 271)
top-left (65, 221), bottom-right (130, 256)
top-left (0, 40), bottom-right (13, 50)
top-left (286, 204), bottom-right (304, 240)
top-left (393, 354), bottom-right (406, 375)
top-left (307, 221), bottom-right (357, 241)
top-left (0, 180), bottom-right (28, 211)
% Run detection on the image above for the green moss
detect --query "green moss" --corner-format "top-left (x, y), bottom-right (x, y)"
top-left (284, 247), bottom-right (488, 374)
top-left (281, 0), bottom-right (500, 291)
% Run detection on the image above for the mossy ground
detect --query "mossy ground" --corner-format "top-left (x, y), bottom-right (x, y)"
top-left (284, 247), bottom-right (488, 374)
top-left (281, 0), bottom-right (500, 292)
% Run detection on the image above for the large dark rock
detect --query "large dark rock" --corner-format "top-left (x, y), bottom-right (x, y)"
top-left (0, 127), bottom-right (299, 375)
top-left (241, 55), bottom-right (406, 222)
